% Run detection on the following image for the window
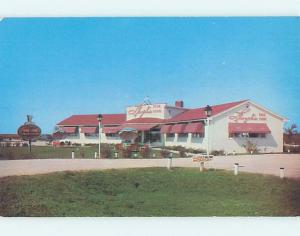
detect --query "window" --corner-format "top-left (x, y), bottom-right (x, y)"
top-left (167, 133), bottom-right (175, 138)
top-left (229, 133), bottom-right (266, 138)
top-left (192, 133), bottom-right (204, 138)
top-left (249, 133), bottom-right (266, 138)
top-left (106, 133), bottom-right (118, 137)
top-left (85, 133), bottom-right (98, 137)
top-left (178, 133), bottom-right (188, 138)
top-left (150, 132), bottom-right (161, 143)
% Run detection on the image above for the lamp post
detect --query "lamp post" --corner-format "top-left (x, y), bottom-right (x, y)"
top-left (204, 105), bottom-right (212, 157)
top-left (97, 114), bottom-right (103, 158)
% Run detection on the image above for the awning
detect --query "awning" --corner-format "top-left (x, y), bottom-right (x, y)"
top-left (160, 125), bottom-right (172, 134)
top-left (121, 124), bottom-right (157, 131)
top-left (170, 124), bottom-right (186, 133)
top-left (184, 122), bottom-right (204, 133)
top-left (102, 126), bottom-right (122, 134)
top-left (61, 126), bottom-right (77, 134)
top-left (228, 123), bottom-right (271, 134)
top-left (81, 127), bottom-right (97, 134)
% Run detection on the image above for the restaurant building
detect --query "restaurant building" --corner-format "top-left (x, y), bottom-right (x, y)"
top-left (55, 99), bottom-right (286, 153)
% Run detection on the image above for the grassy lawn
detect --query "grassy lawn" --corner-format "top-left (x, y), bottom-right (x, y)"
top-left (0, 168), bottom-right (299, 216)
top-left (0, 146), bottom-right (178, 160)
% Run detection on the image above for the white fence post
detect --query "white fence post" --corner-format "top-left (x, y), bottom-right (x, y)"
top-left (280, 167), bottom-right (285, 179)
top-left (167, 157), bottom-right (172, 170)
top-left (71, 151), bottom-right (75, 159)
top-left (200, 162), bottom-right (204, 172)
top-left (94, 152), bottom-right (97, 159)
top-left (234, 163), bottom-right (239, 175)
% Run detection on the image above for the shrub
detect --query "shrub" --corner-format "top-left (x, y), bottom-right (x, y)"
top-left (22, 143), bottom-right (29, 147)
top-left (115, 143), bottom-right (123, 151)
top-left (210, 150), bottom-right (225, 156)
top-left (101, 145), bottom-right (112, 158)
top-left (243, 141), bottom-right (259, 154)
top-left (139, 146), bottom-right (150, 158)
top-left (284, 145), bottom-right (300, 153)
top-left (8, 151), bottom-right (15, 160)
top-left (121, 148), bottom-right (131, 159)
top-left (160, 149), bottom-right (170, 158)
top-left (80, 149), bottom-right (85, 158)
top-left (177, 146), bottom-right (186, 157)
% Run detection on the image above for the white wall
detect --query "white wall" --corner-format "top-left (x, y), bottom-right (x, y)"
top-left (60, 127), bottom-right (122, 145)
top-left (164, 133), bottom-right (207, 151)
top-left (210, 102), bottom-right (284, 153)
top-left (162, 102), bottom-right (284, 153)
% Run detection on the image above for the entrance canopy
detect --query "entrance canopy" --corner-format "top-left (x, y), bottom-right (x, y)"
top-left (228, 123), bottom-right (271, 134)
top-left (122, 124), bottom-right (157, 131)
top-left (102, 124), bottom-right (158, 134)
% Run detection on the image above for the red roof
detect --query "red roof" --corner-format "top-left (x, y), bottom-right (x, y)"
top-left (228, 123), bottom-right (271, 134)
top-left (160, 125), bottom-right (172, 134)
top-left (102, 126), bottom-right (122, 134)
top-left (170, 124), bottom-right (187, 133)
top-left (57, 114), bottom-right (126, 126)
top-left (184, 122), bottom-right (204, 133)
top-left (126, 118), bottom-right (165, 124)
top-left (61, 127), bottom-right (77, 134)
top-left (80, 127), bottom-right (97, 134)
top-left (167, 100), bottom-right (247, 123)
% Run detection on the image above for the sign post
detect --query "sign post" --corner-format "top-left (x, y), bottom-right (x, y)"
top-left (193, 155), bottom-right (213, 172)
top-left (17, 115), bottom-right (41, 152)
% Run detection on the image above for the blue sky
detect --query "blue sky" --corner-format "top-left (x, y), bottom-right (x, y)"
top-left (0, 17), bottom-right (299, 134)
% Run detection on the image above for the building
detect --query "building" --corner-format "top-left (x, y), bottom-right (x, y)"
top-left (0, 134), bottom-right (23, 147)
top-left (55, 99), bottom-right (286, 153)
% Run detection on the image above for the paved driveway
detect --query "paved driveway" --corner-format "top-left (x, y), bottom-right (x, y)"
top-left (0, 154), bottom-right (299, 179)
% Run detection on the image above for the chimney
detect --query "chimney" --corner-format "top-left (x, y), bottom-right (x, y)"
top-left (175, 100), bottom-right (184, 108)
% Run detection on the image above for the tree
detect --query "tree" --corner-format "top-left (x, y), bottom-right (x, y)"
top-left (284, 123), bottom-right (298, 144)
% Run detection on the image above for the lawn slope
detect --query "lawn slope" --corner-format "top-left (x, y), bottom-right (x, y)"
top-left (0, 168), bottom-right (299, 216)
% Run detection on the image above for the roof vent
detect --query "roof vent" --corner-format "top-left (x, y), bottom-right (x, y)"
top-left (175, 100), bottom-right (184, 108)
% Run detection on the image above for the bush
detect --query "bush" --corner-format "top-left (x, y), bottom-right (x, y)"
top-left (284, 145), bottom-right (300, 153)
top-left (101, 144), bottom-right (112, 158)
top-left (22, 143), bottom-right (29, 147)
top-left (186, 148), bottom-right (206, 154)
top-left (160, 149), bottom-right (170, 158)
top-left (243, 141), bottom-right (259, 154)
top-left (139, 146), bottom-right (150, 158)
top-left (80, 149), bottom-right (85, 158)
top-left (177, 146), bottom-right (186, 157)
top-left (120, 149), bottom-right (131, 159)
top-left (210, 150), bottom-right (225, 156)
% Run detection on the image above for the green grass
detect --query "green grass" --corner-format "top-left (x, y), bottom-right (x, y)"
top-left (0, 168), bottom-right (299, 216)
top-left (0, 146), bottom-right (179, 160)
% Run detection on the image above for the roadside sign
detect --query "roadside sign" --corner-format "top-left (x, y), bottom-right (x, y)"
top-left (192, 155), bottom-right (213, 162)
top-left (17, 115), bottom-right (41, 152)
